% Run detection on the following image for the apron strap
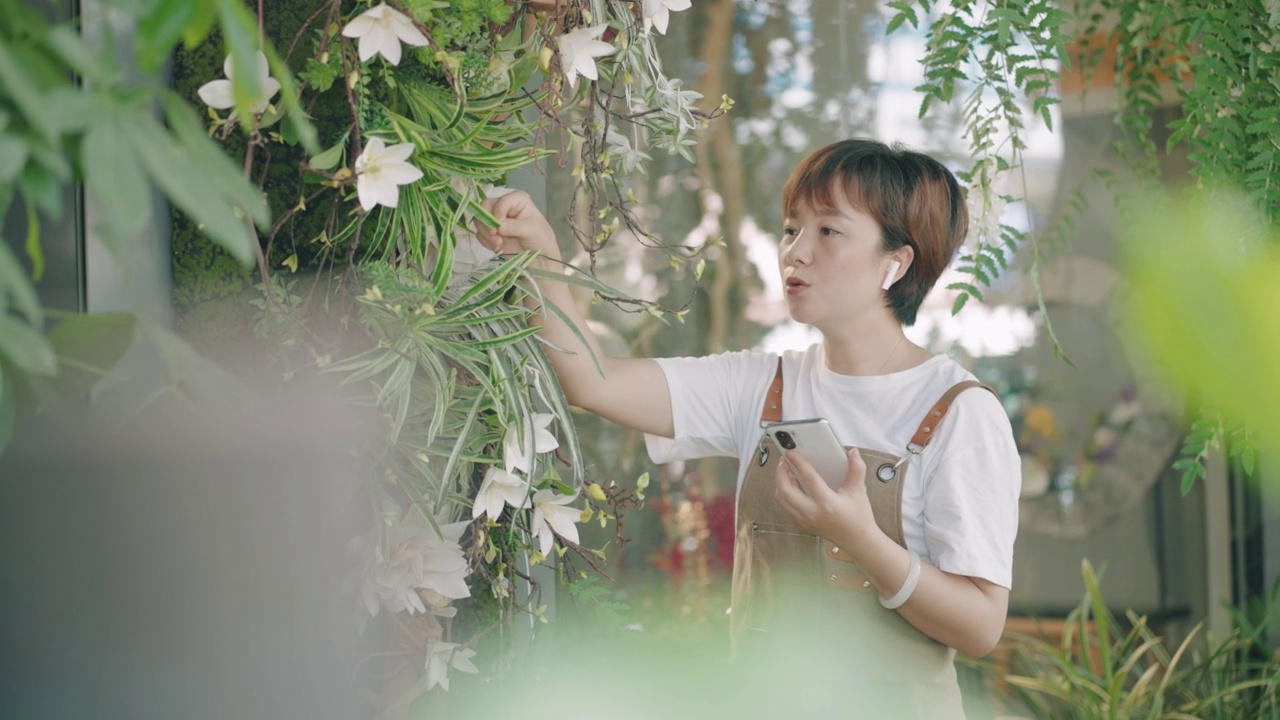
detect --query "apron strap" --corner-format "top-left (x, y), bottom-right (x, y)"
top-left (759, 358), bottom-right (784, 424)
top-left (757, 359), bottom-right (996, 457)
top-left (907, 380), bottom-right (998, 452)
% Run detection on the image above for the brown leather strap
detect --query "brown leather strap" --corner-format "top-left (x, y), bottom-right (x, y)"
top-left (759, 358), bottom-right (783, 423)
top-left (908, 380), bottom-right (997, 450)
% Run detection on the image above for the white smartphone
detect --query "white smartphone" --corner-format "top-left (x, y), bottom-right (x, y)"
top-left (764, 418), bottom-right (850, 489)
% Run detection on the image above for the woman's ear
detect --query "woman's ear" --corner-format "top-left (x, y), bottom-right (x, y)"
top-left (881, 259), bottom-right (901, 290)
top-left (882, 246), bottom-right (915, 290)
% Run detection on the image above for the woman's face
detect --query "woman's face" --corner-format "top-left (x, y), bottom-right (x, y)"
top-left (779, 189), bottom-right (897, 331)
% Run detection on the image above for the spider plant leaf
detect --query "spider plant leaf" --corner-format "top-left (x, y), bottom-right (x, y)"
top-left (422, 146), bottom-right (541, 173)
top-left (439, 286), bottom-right (519, 321)
top-left (403, 81), bottom-right (467, 133)
top-left (466, 198), bottom-right (498, 229)
top-left (447, 252), bottom-right (529, 309)
top-left (1004, 675), bottom-right (1077, 703)
top-left (380, 184), bottom-right (431, 267)
top-left (439, 347), bottom-right (500, 402)
top-left (449, 307), bottom-right (526, 324)
top-left (420, 193), bottom-right (456, 302)
top-left (435, 386), bottom-right (486, 516)
top-left (525, 265), bottom-right (627, 295)
top-left (1115, 634), bottom-right (1161, 678)
top-left (1155, 623), bottom-right (1201, 701)
top-left (1118, 662), bottom-right (1161, 717)
top-left (462, 325), bottom-right (540, 351)
top-left (419, 356), bottom-right (450, 450)
top-left (328, 347), bottom-right (399, 385)
top-left (378, 357), bottom-right (415, 444)
top-left (1082, 560), bottom-right (1114, 683)
top-left (412, 498), bottom-right (446, 541)
top-left (536, 295), bottom-right (604, 379)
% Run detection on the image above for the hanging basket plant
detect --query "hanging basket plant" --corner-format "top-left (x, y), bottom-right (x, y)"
top-left (176, 0), bottom-right (719, 712)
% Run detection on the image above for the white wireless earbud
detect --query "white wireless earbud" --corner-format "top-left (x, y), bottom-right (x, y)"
top-left (881, 259), bottom-right (901, 291)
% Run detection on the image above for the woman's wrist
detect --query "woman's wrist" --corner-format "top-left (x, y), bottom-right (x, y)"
top-left (833, 514), bottom-right (891, 562)
top-left (879, 550), bottom-right (922, 609)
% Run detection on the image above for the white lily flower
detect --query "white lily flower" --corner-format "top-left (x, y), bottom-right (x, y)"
top-left (530, 489), bottom-right (581, 556)
top-left (557, 25), bottom-right (616, 89)
top-left (361, 513), bottom-right (470, 618)
top-left (354, 137), bottom-right (424, 211)
top-left (472, 466), bottom-right (531, 520)
top-left (503, 412), bottom-right (560, 474)
top-left (424, 641), bottom-right (479, 692)
top-left (642, 0), bottom-right (692, 35)
top-left (197, 51), bottom-right (281, 115)
top-left (341, 3), bottom-right (429, 66)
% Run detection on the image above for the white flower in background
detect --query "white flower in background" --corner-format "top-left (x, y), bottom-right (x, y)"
top-left (472, 466), bottom-right (531, 520)
top-left (503, 412), bottom-right (560, 474)
top-left (197, 51), bottom-right (281, 115)
top-left (605, 128), bottom-right (650, 174)
top-left (642, 0), bottom-right (692, 35)
top-left (424, 641), bottom-right (479, 691)
top-left (530, 489), bottom-right (581, 556)
top-left (964, 157), bottom-right (1007, 248)
top-left (361, 514), bottom-right (470, 618)
top-left (341, 3), bottom-right (429, 66)
top-left (354, 137), bottom-right (424, 211)
top-left (557, 25), bottom-right (616, 89)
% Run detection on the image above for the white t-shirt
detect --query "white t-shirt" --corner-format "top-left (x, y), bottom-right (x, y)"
top-left (645, 344), bottom-right (1021, 589)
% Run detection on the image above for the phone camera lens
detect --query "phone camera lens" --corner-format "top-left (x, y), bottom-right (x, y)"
top-left (776, 431), bottom-right (796, 450)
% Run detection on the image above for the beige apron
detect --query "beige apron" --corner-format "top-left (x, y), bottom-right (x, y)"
top-left (729, 361), bottom-right (992, 719)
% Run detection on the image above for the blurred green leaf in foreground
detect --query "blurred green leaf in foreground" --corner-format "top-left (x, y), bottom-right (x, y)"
top-left (1122, 190), bottom-right (1280, 455)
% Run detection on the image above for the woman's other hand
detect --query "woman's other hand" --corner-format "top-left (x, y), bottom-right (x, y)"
top-left (775, 447), bottom-right (880, 552)
top-left (775, 446), bottom-right (1009, 658)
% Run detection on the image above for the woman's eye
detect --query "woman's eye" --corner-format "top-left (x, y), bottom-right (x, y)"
top-left (782, 226), bottom-right (799, 237)
top-left (821, 226), bottom-right (840, 236)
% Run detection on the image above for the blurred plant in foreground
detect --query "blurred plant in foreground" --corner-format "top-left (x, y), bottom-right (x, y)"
top-left (1121, 190), bottom-right (1275, 492)
top-left (989, 560), bottom-right (1280, 718)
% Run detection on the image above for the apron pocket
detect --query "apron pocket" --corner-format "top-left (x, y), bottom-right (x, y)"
top-left (738, 522), bottom-right (821, 635)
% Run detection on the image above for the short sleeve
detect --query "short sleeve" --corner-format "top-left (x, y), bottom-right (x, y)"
top-left (644, 350), bottom-right (777, 464)
top-left (920, 390), bottom-right (1021, 588)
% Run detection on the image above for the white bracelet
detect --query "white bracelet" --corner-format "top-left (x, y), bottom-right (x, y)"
top-left (879, 551), bottom-right (922, 610)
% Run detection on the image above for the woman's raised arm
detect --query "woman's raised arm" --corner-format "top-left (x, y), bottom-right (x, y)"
top-left (476, 191), bottom-right (675, 438)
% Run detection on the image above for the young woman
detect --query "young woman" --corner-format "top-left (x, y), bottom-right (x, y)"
top-left (475, 139), bottom-right (1020, 718)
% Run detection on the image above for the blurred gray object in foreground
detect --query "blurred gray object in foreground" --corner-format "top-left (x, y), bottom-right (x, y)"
top-left (0, 392), bottom-right (367, 720)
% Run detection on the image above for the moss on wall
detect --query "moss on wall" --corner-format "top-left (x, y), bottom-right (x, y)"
top-left (169, 2), bottom-right (353, 372)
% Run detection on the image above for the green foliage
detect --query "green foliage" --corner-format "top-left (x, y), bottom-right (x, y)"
top-left (1168, 413), bottom-right (1257, 497)
top-left (44, 312), bottom-right (137, 399)
top-left (992, 560), bottom-right (1280, 718)
top-left (889, 0), bottom-right (1072, 353)
top-left (0, 0), bottom-right (320, 454)
top-left (897, 0), bottom-right (1280, 487)
top-left (1066, 0), bottom-right (1280, 488)
top-left (2, 0), bottom-right (714, 704)
top-left (1123, 191), bottom-right (1280, 491)
top-left (418, 0), bottom-right (514, 93)
top-left (1171, 414), bottom-right (1220, 495)
top-left (565, 574), bottom-right (632, 631)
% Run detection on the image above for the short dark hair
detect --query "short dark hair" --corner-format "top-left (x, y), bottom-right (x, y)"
top-left (781, 139), bottom-right (967, 326)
